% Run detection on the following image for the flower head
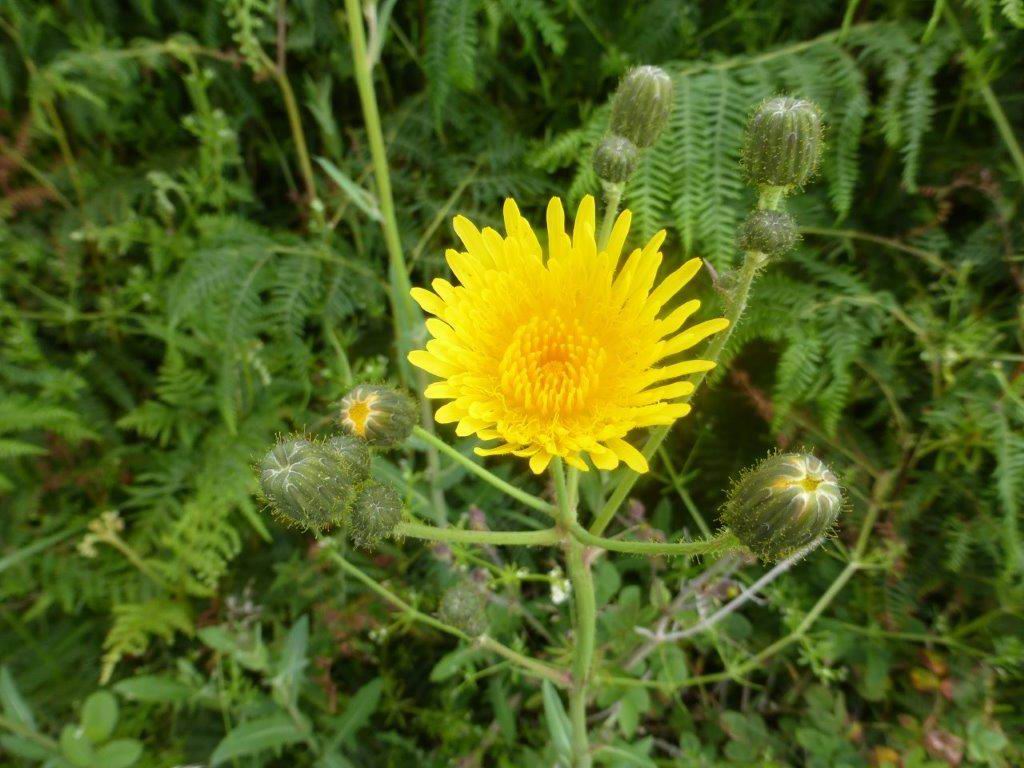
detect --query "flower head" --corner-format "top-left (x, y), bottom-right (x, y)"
top-left (409, 196), bottom-right (729, 474)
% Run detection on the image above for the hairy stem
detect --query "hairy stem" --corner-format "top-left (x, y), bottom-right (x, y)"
top-left (570, 523), bottom-right (739, 558)
top-left (597, 181), bottom-right (624, 250)
top-left (412, 426), bottom-right (555, 515)
top-left (327, 547), bottom-right (568, 687)
top-left (396, 521), bottom-right (561, 547)
top-left (553, 460), bottom-right (594, 768)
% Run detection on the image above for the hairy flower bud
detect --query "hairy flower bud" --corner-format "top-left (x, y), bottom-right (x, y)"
top-left (742, 96), bottom-right (824, 189)
top-left (259, 438), bottom-right (359, 532)
top-left (737, 209), bottom-right (799, 257)
top-left (339, 384), bottom-right (417, 448)
top-left (438, 580), bottom-right (489, 636)
top-left (722, 453), bottom-right (842, 561)
top-left (609, 65), bottom-right (673, 148)
top-left (326, 434), bottom-right (372, 481)
top-left (593, 135), bottom-right (639, 184)
top-left (347, 481), bottom-right (403, 550)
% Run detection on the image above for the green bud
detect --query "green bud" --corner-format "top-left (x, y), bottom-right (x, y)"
top-left (742, 96), bottom-right (824, 189)
top-left (325, 434), bottom-right (372, 481)
top-left (593, 135), bottom-right (639, 184)
top-left (438, 580), bottom-right (489, 636)
top-left (339, 384), bottom-right (417, 448)
top-left (259, 438), bottom-right (359, 533)
top-left (609, 65), bottom-right (673, 148)
top-left (348, 481), bottom-right (403, 550)
top-left (722, 453), bottom-right (842, 561)
top-left (737, 209), bottom-right (799, 257)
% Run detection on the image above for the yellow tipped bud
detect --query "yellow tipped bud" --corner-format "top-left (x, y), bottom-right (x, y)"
top-left (722, 453), bottom-right (842, 561)
top-left (339, 384), bottom-right (417, 448)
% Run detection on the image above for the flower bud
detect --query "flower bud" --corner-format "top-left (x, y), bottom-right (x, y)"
top-left (722, 453), bottom-right (842, 561)
top-left (609, 65), bottom-right (673, 149)
top-left (438, 580), bottom-right (489, 636)
top-left (339, 384), bottom-right (417, 448)
top-left (737, 209), bottom-right (799, 257)
top-left (259, 438), bottom-right (358, 532)
top-left (593, 135), bottom-right (639, 184)
top-left (326, 434), bottom-right (372, 481)
top-left (347, 481), bottom-right (403, 550)
top-left (742, 96), bottom-right (824, 189)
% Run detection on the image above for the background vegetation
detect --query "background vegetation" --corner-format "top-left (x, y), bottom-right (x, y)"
top-left (1, 0), bottom-right (1022, 765)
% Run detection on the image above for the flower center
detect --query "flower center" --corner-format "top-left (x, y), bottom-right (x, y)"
top-left (345, 397), bottom-right (375, 437)
top-left (499, 316), bottom-right (605, 418)
top-left (799, 475), bottom-right (822, 493)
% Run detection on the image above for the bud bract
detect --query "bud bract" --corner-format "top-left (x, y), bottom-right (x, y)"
top-left (339, 384), bottom-right (417, 448)
top-left (438, 579), bottom-right (489, 636)
top-left (737, 209), bottom-right (799, 257)
top-left (326, 434), bottom-right (372, 481)
top-left (348, 481), bottom-right (403, 550)
top-left (259, 438), bottom-right (359, 532)
top-left (609, 65), bottom-right (673, 148)
top-left (742, 96), bottom-right (824, 189)
top-left (722, 453), bottom-right (842, 561)
top-left (593, 135), bottom-right (639, 184)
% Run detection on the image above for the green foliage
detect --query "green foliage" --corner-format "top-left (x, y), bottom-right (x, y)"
top-left (1, 0), bottom-right (1022, 766)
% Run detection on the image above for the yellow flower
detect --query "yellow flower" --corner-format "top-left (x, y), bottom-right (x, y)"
top-left (408, 195), bottom-right (729, 475)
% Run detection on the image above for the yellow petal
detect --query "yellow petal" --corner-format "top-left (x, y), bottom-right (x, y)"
top-left (410, 287), bottom-right (446, 317)
top-left (475, 443), bottom-right (518, 456)
top-left (408, 350), bottom-right (455, 377)
top-left (662, 318), bottom-right (730, 356)
top-left (646, 259), bottom-right (702, 312)
top-left (434, 401), bottom-right (463, 423)
top-left (424, 382), bottom-right (456, 399)
top-left (607, 438), bottom-right (649, 473)
top-left (529, 451), bottom-right (552, 474)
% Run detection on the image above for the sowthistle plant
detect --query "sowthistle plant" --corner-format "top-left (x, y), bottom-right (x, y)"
top-left (258, 64), bottom-right (840, 767)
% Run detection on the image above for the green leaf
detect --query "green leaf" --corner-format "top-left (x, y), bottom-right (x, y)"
top-left (429, 646), bottom-right (479, 682)
top-left (0, 734), bottom-right (52, 760)
top-left (329, 678), bottom-right (383, 746)
top-left (315, 157), bottom-right (382, 222)
top-left (113, 676), bottom-right (191, 704)
top-left (81, 691), bottom-right (118, 743)
top-left (210, 714), bottom-right (305, 765)
top-left (272, 615), bottom-right (309, 706)
top-left (60, 725), bottom-right (95, 768)
top-left (0, 666), bottom-right (36, 729)
top-left (542, 680), bottom-right (572, 764)
top-left (616, 687), bottom-right (650, 739)
top-left (594, 741), bottom-right (657, 767)
top-left (95, 739), bottom-right (143, 768)
top-left (487, 677), bottom-right (516, 741)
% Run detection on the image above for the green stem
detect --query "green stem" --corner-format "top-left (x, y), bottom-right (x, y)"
top-left (0, 714), bottom-right (58, 752)
top-left (343, 2), bottom-right (447, 518)
top-left (396, 521), bottom-right (561, 547)
top-left (597, 181), bottom-right (623, 250)
top-left (570, 523), bottom-right (738, 558)
top-left (590, 194), bottom-right (777, 537)
top-left (341, 0), bottom-right (417, 358)
top-left (943, 6), bottom-right (1024, 183)
top-left (263, 53), bottom-right (318, 205)
top-left (412, 426), bottom-right (555, 515)
top-left (553, 460), bottom-right (594, 768)
top-left (327, 548), bottom-right (568, 687)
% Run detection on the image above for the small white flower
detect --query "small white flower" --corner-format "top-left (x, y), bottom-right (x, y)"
top-left (548, 567), bottom-right (571, 605)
